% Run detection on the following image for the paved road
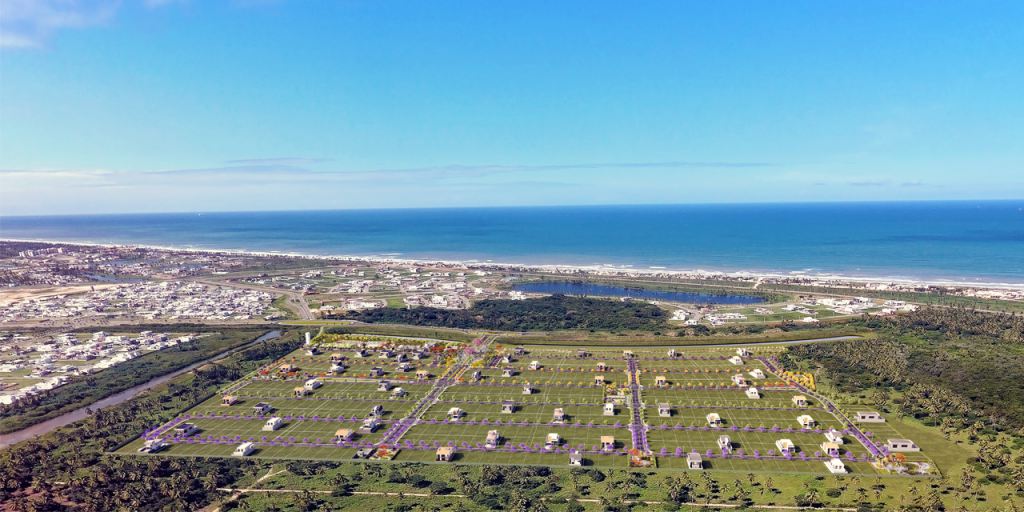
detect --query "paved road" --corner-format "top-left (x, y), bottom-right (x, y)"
top-left (626, 359), bottom-right (648, 452)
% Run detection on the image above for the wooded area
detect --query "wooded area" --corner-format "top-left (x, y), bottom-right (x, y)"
top-left (785, 307), bottom-right (1024, 431)
top-left (334, 294), bottom-right (671, 331)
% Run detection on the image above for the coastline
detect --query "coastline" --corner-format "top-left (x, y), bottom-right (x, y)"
top-left (5, 237), bottom-right (1024, 291)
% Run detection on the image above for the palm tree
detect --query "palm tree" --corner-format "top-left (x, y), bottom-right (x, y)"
top-left (804, 489), bottom-right (819, 506)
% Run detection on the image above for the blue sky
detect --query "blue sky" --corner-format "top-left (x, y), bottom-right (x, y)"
top-left (2, 1), bottom-right (1022, 215)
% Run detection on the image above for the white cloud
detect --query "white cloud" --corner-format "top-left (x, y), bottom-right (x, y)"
top-left (0, 0), bottom-right (119, 48)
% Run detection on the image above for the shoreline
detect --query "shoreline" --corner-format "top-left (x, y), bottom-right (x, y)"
top-left (4, 237), bottom-right (1024, 291)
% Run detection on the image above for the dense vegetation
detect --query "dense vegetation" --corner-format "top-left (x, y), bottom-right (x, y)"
top-left (514, 276), bottom-right (789, 304)
top-left (334, 294), bottom-right (672, 331)
top-left (784, 307), bottom-right (1024, 432)
top-left (0, 331), bottom-right (303, 512)
top-left (0, 325), bottom-right (277, 434)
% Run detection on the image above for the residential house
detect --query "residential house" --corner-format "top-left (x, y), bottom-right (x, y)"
top-left (855, 411), bottom-right (885, 423)
top-left (718, 435), bottom-right (731, 452)
top-left (359, 417), bottom-right (380, 433)
top-left (601, 436), bottom-right (615, 451)
top-left (775, 439), bottom-right (794, 454)
top-left (797, 415), bottom-right (815, 428)
top-left (825, 458), bottom-right (847, 474)
top-left (545, 433), bottom-right (560, 448)
top-left (137, 439), bottom-right (166, 454)
top-left (176, 423), bottom-right (199, 436)
top-left (553, 408), bottom-right (565, 423)
top-left (825, 430), bottom-right (844, 444)
top-left (886, 439), bottom-right (920, 452)
top-left (232, 443), bottom-right (256, 457)
top-left (436, 447), bottom-right (454, 462)
top-left (485, 430), bottom-right (500, 448)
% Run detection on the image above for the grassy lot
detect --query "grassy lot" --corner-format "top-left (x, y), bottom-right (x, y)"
top-left (270, 295), bottom-right (301, 320)
top-left (323, 325), bottom-right (479, 342)
top-left (90, 337), bottom-right (996, 512)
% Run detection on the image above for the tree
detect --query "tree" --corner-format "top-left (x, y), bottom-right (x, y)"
top-left (804, 489), bottom-right (819, 507)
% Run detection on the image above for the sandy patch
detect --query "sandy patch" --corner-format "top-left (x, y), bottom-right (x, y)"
top-left (0, 284), bottom-right (122, 306)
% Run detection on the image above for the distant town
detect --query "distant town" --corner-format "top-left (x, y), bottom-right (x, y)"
top-left (1, 240), bottom-right (1021, 407)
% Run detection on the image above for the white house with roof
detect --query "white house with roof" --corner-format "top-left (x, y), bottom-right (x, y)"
top-left (232, 442), bottom-right (256, 457)
top-left (855, 411), bottom-right (885, 423)
top-left (886, 439), bottom-right (920, 452)
top-left (775, 439), bottom-right (795, 454)
top-left (545, 433), bottom-right (560, 448)
top-left (485, 430), bottom-right (500, 448)
top-left (718, 435), bottom-right (731, 452)
top-left (797, 415), bottom-right (815, 428)
top-left (825, 458), bottom-right (847, 474)
top-left (658, 403), bottom-right (671, 417)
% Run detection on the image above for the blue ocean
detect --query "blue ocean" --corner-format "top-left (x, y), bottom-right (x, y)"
top-left (2, 201), bottom-right (1023, 284)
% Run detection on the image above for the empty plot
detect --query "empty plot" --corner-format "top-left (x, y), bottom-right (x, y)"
top-left (441, 385), bottom-right (606, 404)
top-left (421, 402), bottom-right (620, 425)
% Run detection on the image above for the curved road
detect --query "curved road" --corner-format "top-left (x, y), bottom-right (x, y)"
top-left (194, 278), bottom-right (314, 320)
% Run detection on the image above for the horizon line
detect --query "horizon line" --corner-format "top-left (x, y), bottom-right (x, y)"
top-left (2, 198), bottom-right (1023, 218)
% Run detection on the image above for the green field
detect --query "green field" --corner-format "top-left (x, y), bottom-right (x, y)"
top-left (118, 342), bottom-right (938, 479)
